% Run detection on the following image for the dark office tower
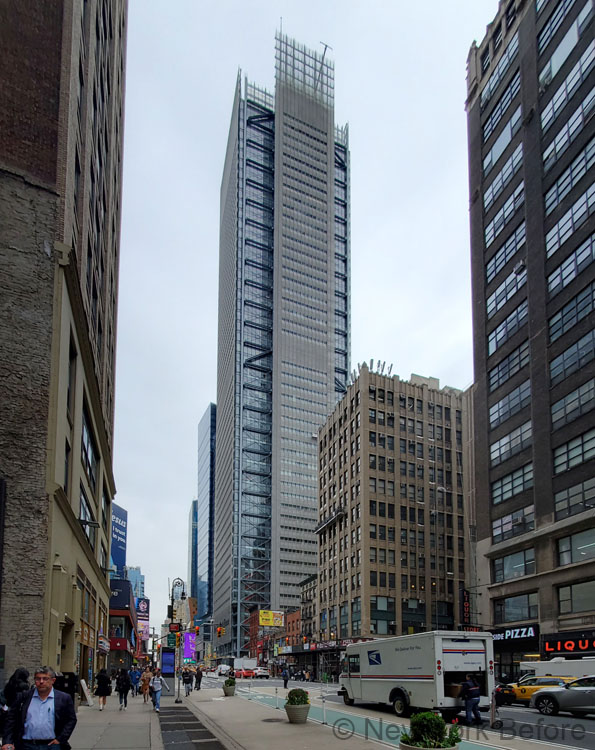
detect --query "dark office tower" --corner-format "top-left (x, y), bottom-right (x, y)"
top-left (215, 34), bottom-right (350, 655)
top-left (467, 0), bottom-right (594, 677)
top-left (191, 404), bottom-right (216, 619)
top-left (0, 1), bottom-right (127, 682)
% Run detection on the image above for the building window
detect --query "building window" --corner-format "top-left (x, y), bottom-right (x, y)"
top-left (483, 71), bottom-right (521, 143)
top-left (490, 420), bottom-right (532, 466)
top-left (558, 528), bottom-right (595, 566)
top-left (488, 339), bottom-right (530, 392)
top-left (493, 548), bottom-right (535, 583)
top-left (541, 43), bottom-right (595, 133)
top-left (79, 486), bottom-right (96, 550)
top-left (492, 505), bottom-right (535, 543)
top-left (544, 92), bottom-right (595, 175)
top-left (539, 3), bottom-right (594, 90)
top-left (550, 328), bottom-right (595, 385)
top-left (550, 281), bottom-right (595, 342)
top-left (555, 477), bottom-right (595, 519)
top-left (481, 32), bottom-right (519, 110)
top-left (481, 48), bottom-right (490, 75)
top-left (487, 265), bottom-right (527, 319)
top-left (488, 299), bottom-right (528, 355)
top-left (538, 0), bottom-right (581, 53)
top-left (81, 407), bottom-right (98, 492)
top-left (558, 580), bottom-right (595, 614)
top-left (551, 377), bottom-right (595, 429)
top-left (489, 379), bottom-right (531, 427)
top-left (485, 182), bottom-right (525, 247)
top-left (484, 144), bottom-right (524, 212)
top-left (545, 138), bottom-right (595, 216)
top-left (553, 428), bottom-right (595, 473)
top-left (494, 592), bottom-right (538, 624)
top-left (483, 111), bottom-right (522, 177)
top-left (101, 489), bottom-right (110, 531)
top-left (548, 233), bottom-right (595, 298)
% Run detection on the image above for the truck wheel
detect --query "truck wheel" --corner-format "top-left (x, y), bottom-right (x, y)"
top-left (536, 696), bottom-right (559, 716)
top-left (393, 693), bottom-right (409, 717)
top-left (343, 695), bottom-right (355, 706)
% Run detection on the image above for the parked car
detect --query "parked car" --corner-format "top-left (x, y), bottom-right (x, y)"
top-left (529, 675), bottom-right (595, 716)
top-left (504, 676), bottom-right (574, 703)
top-left (217, 665), bottom-right (231, 676)
top-left (494, 683), bottom-right (516, 706)
top-left (254, 667), bottom-right (270, 679)
top-left (234, 668), bottom-right (255, 678)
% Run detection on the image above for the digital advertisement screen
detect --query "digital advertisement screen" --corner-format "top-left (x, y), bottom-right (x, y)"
top-left (161, 650), bottom-right (175, 675)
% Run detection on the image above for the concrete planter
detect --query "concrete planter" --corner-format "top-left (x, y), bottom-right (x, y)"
top-left (399, 744), bottom-right (456, 750)
top-left (223, 684), bottom-right (236, 697)
top-left (285, 703), bottom-right (310, 723)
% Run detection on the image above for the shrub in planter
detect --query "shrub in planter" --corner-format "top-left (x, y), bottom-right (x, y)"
top-left (399, 711), bottom-right (461, 749)
top-left (285, 688), bottom-right (309, 705)
top-left (223, 677), bottom-right (236, 696)
top-left (284, 688), bottom-right (310, 724)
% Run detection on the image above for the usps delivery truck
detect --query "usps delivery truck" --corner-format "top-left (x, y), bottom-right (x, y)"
top-left (338, 631), bottom-right (495, 719)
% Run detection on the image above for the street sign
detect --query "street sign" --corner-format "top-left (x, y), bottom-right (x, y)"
top-left (169, 622), bottom-right (181, 632)
top-left (167, 633), bottom-right (176, 648)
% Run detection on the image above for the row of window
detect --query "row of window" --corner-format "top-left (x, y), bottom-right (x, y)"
top-left (550, 327), bottom-right (595, 384)
top-left (488, 339), bottom-right (530, 392)
top-left (538, 0), bottom-right (581, 54)
top-left (487, 264), bottom-right (527, 318)
top-left (541, 40), bottom-right (595, 133)
top-left (495, 579), bottom-right (595, 623)
top-left (484, 144), bottom-right (523, 213)
top-left (483, 70), bottom-right (521, 143)
top-left (539, 1), bottom-right (593, 91)
top-left (549, 279), bottom-right (595, 342)
top-left (548, 232), bottom-right (595, 297)
top-left (484, 107), bottom-right (522, 177)
top-left (546, 181), bottom-right (595, 258)
top-left (492, 526), bottom-right (595, 584)
top-left (551, 376), bottom-right (595, 429)
top-left (553, 426), bottom-right (595, 473)
top-left (545, 136), bottom-right (594, 216)
top-left (489, 379), bottom-right (531, 428)
top-left (488, 299), bottom-right (528, 355)
top-left (544, 86), bottom-right (595, 174)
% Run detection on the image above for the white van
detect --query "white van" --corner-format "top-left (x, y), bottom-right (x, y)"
top-left (338, 630), bottom-right (495, 719)
top-left (217, 664), bottom-right (231, 676)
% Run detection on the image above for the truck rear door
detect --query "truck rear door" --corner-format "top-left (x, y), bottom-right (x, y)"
top-left (441, 637), bottom-right (491, 699)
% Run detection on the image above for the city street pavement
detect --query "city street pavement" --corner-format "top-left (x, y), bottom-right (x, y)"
top-left (70, 682), bottom-right (594, 750)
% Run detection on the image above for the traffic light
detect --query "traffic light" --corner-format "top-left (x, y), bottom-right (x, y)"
top-left (302, 636), bottom-right (307, 644)
top-left (217, 627), bottom-right (221, 638)
top-left (285, 637), bottom-right (289, 644)
top-left (222, 627), bottom-right (226, 635)
top-left (157, 643), bottom-right (161, 652)
top-left (176, 633), bottom-right (180, 648)
top-left (195, 625), bottom-right (200, 636)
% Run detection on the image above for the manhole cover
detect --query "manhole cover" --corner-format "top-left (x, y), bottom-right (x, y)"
top-left (262, 718), bottom-right (284, 723)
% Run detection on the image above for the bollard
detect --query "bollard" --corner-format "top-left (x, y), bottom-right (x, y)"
top-left (248, 679), bottom-right (252, 700)
top-left (275, 686), bottom-right (279, 710)
top-left (322, 687), bottom-right (327, 725)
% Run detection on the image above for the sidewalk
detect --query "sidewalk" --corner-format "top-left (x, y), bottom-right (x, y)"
top-left (70, 683), bottom-right (584, 750)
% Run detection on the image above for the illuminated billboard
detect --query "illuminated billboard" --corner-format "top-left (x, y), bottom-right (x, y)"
top-left (259, 610), bottom-right (284, 627)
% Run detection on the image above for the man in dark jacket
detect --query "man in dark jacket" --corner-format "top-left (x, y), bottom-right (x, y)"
top-left (459, 673), bottom-right (482, 725)
top-left (1, 666), bottom-right (77, 750)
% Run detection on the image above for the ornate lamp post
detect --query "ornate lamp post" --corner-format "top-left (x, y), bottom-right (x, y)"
top-left (170, 578), bottom-right (186, 703)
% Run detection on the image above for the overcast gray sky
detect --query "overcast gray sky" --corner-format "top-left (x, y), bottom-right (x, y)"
top-left (114, 0), bottom-right (498, 630)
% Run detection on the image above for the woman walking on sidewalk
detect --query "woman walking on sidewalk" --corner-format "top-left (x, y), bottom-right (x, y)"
top-left (140, 667), bottom-right (152, 704)
top-left (150, 669), bottom-right (170, 712)
top-left (116, 668), bottom-right (131, 710)
top-left (95, 668), bottom-right (111, 711)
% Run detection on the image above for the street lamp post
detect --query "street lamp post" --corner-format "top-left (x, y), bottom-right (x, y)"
top-left (170, 577), bottom-right (185, 704)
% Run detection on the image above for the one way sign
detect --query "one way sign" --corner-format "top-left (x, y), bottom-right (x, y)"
top-left (368, 650), bottom-right (382, 665)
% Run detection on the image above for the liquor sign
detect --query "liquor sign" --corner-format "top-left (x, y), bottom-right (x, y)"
top-left (460, 588), bottom-right (471, 626)
top-left (542, 629), bottom-right (595, 655)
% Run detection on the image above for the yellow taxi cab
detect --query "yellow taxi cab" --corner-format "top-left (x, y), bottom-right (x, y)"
top-left (507, 675), bottom-right (575, 703)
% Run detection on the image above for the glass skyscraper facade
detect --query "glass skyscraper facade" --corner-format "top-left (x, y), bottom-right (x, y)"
top-left (192, 403), bottom-right (216, 619)
top-left (214, 34), bottom-right (350, 655)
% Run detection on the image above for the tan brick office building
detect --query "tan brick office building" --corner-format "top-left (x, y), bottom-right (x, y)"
top-left (317, 365), bottom-right (472, 649)
top-left (0, 0), bottom-right (127, 685)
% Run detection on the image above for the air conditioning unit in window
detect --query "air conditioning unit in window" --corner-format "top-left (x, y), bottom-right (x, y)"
top-left (514, 259), bottom-right (526, 275)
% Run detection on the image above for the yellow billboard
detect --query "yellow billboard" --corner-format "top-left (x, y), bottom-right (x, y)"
top-left (259, 610), bottom-right (284, 627)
